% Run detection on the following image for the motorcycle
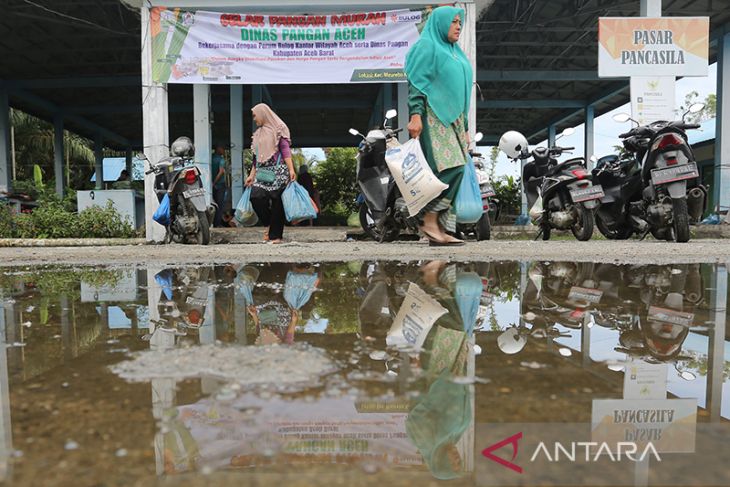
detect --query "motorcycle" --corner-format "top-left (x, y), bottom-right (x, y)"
top-left (607, 103), bottom-right (708, 242)
top-left (350, 109), bottom-right (418, 242)
top-left (141, 136), bottom-right (214, 245)
top-left (456, 142), bottom-right (499, 241)
top-left (499, 128), bottom-right (604, 241)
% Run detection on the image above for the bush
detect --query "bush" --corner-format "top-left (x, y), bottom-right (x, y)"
top-left (76, 201), bottom-right (135, 238)
top-left (0, 203), bottom-right (13, 238)
top-left (26, 200), bottom-right (77, 238)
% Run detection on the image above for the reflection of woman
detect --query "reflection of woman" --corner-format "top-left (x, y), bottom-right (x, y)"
top-left (406, 6), bottom-right (473, 246)
top-left (245, 103), bottom-right (297, 244)
top-left (406, 261), bottom-right (475, 479)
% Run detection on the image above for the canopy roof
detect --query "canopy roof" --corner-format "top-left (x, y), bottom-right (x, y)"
top-left (2, 0), bottom-right (728, 148)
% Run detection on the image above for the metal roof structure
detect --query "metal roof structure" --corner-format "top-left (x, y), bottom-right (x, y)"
top-left (1, 0), bottom-right (729, 148)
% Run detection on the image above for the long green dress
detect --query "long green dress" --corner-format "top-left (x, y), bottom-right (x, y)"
top-left (409, 85), bottom-right (469, 232)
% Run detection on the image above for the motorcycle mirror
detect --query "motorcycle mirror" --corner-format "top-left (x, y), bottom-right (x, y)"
top-left (561, 127), bottom-right (576, 138)
top-left (474, 132), bottom-right (484, 143)
top-left (688, 102), bottom-right (705, 114)
top-left (612, 113), bottom-right (632, 123)
top-left (348, 128), bottom-right (360, 137)
top-left (136, 152), bottom-right (148, 160)
top-left (385, 109), bottom-right (397, 119)
top-left (678, 370), bottom-right (697, 381)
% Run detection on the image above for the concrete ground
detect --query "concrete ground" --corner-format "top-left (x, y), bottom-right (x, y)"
top-left (0, 233), bottom-right (729, 266)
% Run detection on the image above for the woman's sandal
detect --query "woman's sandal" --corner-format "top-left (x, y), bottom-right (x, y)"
top-left (263, 228), bottom-right (270, 242)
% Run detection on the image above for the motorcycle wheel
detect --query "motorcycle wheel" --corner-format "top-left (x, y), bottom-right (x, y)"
top-left (185, 199), bottom-right (210, 245)
top-left (596, 213), bottom-right (633, 240)
top-left (571, 205), bottom-right (594, 241)
top-left (541, 223), bottom-right (551, 241)
top-left (672, 198), bottom-right (691, 243)
top-left (359, 205), bottom-right (399, 243)
top-left (475, 213), bottom-right (491, 241)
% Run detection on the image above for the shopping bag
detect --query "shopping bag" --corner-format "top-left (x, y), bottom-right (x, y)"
top-left (529, 192), bottom-right (544, 223)
top-left (283, 271), bottom-right (319, 310)
top-left (282, 182), bottom-right (318, 222)
top-left (234, 187), bottom-right (258, 226)
top-left (153, 194), bottom-right (171, 226)
top-left (454, 271), bottom-right (483, 336)
top-left (454, 155), bottom-right (483, 224)
top-left (385, 139), bottom-right (448, 217)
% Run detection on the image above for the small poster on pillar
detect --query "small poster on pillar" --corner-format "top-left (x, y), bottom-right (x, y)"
top-left (150, 6), bottom-right (440, 84)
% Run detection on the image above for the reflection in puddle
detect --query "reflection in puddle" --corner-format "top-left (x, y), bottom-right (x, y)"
top-left (0, 261), bottom-right (727, 485)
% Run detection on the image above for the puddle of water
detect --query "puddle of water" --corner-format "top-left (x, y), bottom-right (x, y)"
top-left (0, 261), bottom-right (727, 486)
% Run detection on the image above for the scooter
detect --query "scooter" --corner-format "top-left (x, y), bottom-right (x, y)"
top-left (609, 103), bottom-right (708, 242)
top-left (141, 141), bottom-right (215, 245)
top-left (349, 109), bottom-right (418, 242)
top-left (502, 128), bottom-right (604, 241)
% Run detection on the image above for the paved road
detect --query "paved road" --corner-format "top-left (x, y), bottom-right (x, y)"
top-left (1, 239), bottom-right (729, 266)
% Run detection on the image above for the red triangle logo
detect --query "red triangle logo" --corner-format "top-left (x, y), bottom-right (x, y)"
top-left (481, 432), bottom-right (523, 474)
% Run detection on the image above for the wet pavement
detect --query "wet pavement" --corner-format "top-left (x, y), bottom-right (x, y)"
top-left (0, 260), bottom-right (727, 486)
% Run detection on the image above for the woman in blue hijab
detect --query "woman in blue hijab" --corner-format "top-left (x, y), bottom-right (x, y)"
top-left (405, 6), bottom-right (473, 246)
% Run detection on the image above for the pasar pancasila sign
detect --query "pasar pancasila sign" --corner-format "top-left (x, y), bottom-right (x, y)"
top-left (598, 17), bottom-right (709, 77)
top-left (150, 7), bottom-right (433, 84)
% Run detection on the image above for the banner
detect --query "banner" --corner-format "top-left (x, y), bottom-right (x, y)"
top-left (598, 17), bottom-right (709, 77)
top-left (150, 7), bottom-right (430, 84)
top-left (630, 76), bottom-right (676, 126)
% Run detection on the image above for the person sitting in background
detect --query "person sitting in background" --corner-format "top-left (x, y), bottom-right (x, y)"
top-left (112, 169), bottom-right (131, 189)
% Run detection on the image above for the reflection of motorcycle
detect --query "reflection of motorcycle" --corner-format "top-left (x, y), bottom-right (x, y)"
top-left (153, 267), bottom-right (212, 334)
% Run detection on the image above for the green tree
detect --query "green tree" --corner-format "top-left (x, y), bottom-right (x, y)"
top-left (311, 147), bottom-right (358, 218)
top-left (487, 146), bottom-right (500, 181)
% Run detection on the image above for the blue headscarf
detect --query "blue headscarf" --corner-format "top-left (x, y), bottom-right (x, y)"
top-left (405, 6), bottom-right (472, 126)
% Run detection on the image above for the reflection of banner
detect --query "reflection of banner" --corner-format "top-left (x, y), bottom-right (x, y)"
top-left (592, 399), bottom-right (697, 453)
top-left (598, 17), bottom-right (709, 77)
top-left (151, 7), bottom-right (428, 84)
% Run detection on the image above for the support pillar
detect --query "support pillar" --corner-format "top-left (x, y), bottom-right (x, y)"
top-left (125, 147), bottom-right (133, 180)
top-left (94, 133), bottom-right (104, 190)
top-left (141, 6), bottom-right (169, 242)
top-left (706, 265), bottom-right (727, 422)
top-left (383, 83), bottom-right (393, 119)
top-left (584, 105), bottom-right (595, 170)
top-left (548, 125), bottom-right (557, 147)
top-left (54, 116), bottom-right (64, 197)
top-left (230, 85), bottom-right (245, 206)
top-left (716, 32), bottom-right (730, 219)
top-left (193, 84), bottom-right (212, 205)
top-left (0, 297), bottom-right (13, 483)
top-left (252, 85), bottom-right (263, 133)
top-left (0, 91), bottom-right (10, 193)
top-left (640, 0), bottom-right (661, 16)
top-left (397, 83), bottom-right (409, 144)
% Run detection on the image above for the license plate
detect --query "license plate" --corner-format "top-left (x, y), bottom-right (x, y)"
top-left (186, 296), bottom-right (207, 307)
top-left (568, 287), bottom-right (603, 304)
top-left (570, 185), bottom-right (604, 202)
top-left (647, 306), bottom-right (694, 327)
top-left (480, 183), bottom-right (496, 198)
top-left (183, 188), bottom-right (205, 198)
top-left (651, 162), bottom-right (699, 185)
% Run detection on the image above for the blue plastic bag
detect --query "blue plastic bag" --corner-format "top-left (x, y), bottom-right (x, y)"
top-left (153, 194), bottom-right (171, 226)
top-left (234, 187), bottom-right (258, 226)
top-left (454, 155), bottom-right (483, 224)
top-left (284, 271), bottom-right (319, 310)
top-left (282, 182), bottom-right (318, 223)
top-left (455, 271), bottom-right (483, 336)
top-left (154, 269), bottom-right (174, 301)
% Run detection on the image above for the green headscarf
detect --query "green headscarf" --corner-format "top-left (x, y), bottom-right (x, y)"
top-left (405, 6), bottom-right (472, 127)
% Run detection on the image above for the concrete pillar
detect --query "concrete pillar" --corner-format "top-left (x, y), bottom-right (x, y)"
top-left (54, 116), bottom-right (64, 197)
top-left (0, 91), bottom-right (10, 193)
top-left (383, 83), bottom-right (393, 120)
top-left (716, 32), bottom-right (730, 218)
top-left (584, 105), bottom-right (595, 170)
top-left (548, 125), bottom-right (557, 148)
top-left (230, 85), bottom-right (245, 206)
top-left (125, 147), bottom-right (133, 179)
top-left (193, 84), bottom-right (212, 205)
top-left (397, 83), bottom-right (409, 144)
top-left (94, 133), bottom-right (103, 190)
top-left (0, 297), bottom-right (13, 483)
top-left (459, 1), bottom-right (477, 142)
top-left (706, 265), bottom-right (727, 422)
top-left (252, 85), bottom-right (263, 133)
top-left (141, 6), bottom-right (169, 242)
top-left (640, 0), bottom-right (661, 16)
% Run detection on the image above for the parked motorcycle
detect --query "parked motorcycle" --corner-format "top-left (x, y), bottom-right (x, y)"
top-left (499, 129), bottom-right (603, 241)
top-left (349, 109), bottom-right (418, 242)
top-left (606, 103), bottom-right (708, 242)
top-left (141, 136), bottom-right (214, 245)
top-left (456, 141), bottom-right (499, 241)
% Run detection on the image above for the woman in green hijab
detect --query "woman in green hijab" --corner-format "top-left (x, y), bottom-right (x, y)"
top-left (405, 6), bottom-right (473, 246)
